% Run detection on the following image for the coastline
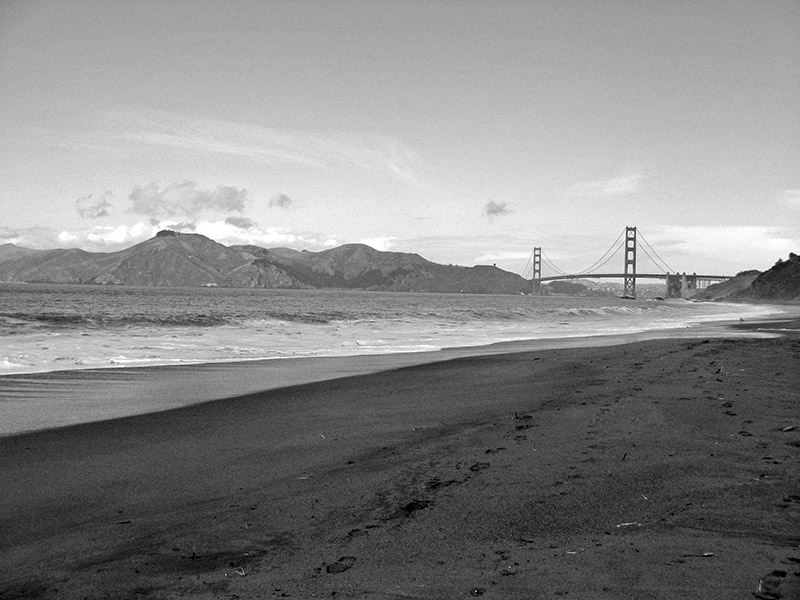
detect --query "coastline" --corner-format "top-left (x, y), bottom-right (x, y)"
top-left (1, 318), bottom-right (799, 598)
top-left (0, 310), bottom-right (792, 437)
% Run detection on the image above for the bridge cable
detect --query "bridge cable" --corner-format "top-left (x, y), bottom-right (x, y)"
top-left (637, 243), bottom-right (669, 274)
top-left (520, 248), bottom-right (535, 279)
top-left (637, 230), bottom-right (675, 273)
top-left (585, 242), bottom-right (624, 274)
top-left (575, 228), bottom-right (626, 275)
top-left (540, 250), bottom-right (570, 276)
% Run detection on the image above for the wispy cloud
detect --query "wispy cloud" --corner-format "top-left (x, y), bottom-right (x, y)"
top-left (75, 191), bottom-right (113, 219)
top-left (647, 225), bottom-right (797, 271)
top-left (568, 173), bottom-right (643, 197)
top-left (128, 181), bottom-right (247, 220)
top-left (0, 226), bottom-right (66, 248)
top-left (780, 189), bottom-right (800, 209)
top-left (483, 200), bottom-right (512, 218)
top-left (90, 106), bottom-right (422, 186)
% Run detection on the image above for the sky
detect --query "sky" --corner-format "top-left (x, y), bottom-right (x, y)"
top-left (1, 0), bottom-right (798, 277)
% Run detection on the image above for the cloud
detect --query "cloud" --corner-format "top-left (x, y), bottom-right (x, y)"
top-left (129, 181), bottom-right (247, 220)
top-left (269, 194), bottom-right (293, 209)
top-left (193, 220), bottom-right (337, 250)
top-left (166, 222), bottom-right (197, 231)
top-left (75, 191), bottom-right (113, 218)
top-left (86, 222), bottom-right (155, 246)
top-left (225, 216), bottom-right (257, 230)
top-left (646, 225), bottom-right (798, 272)
top-left (568, 173), bottom-right (643, 197)
top-left (360, 237), bottom-right (397, 252)
top-left (2, 220), bottom-right (341, 253)
top-left (0, 226), bottom-right (65, 248)
top-left (90, 106), bottom-right (422, 186)
top-left (483, 200), bottom-right (511, 218)
top-left (780, 189), bottom-right (800, 208)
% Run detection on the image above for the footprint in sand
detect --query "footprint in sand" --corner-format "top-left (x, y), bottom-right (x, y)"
top-left (753, 568), bottom-right (800, 599)
top-left (326, 556), bottom-right (356, 574)
top-left (470, 462), bottom-right (491, 472)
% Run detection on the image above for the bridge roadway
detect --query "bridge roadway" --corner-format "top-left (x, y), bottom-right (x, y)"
top-left (539, 273), bottom-right (731, 282)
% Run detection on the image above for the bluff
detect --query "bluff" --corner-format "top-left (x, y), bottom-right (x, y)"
top-left (692, 270), bottom-right (762, 302)
top-left (730, 253), bottom-right (800, 303)
top-left (0, 232), bottom-right (530, 294)
top-left (694, 253), bottom-right (800, 303)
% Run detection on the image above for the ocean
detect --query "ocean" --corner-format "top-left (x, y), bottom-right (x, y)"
top-left (0, 283), bottom-right (786, 435)
top-left (1, 282), bottom-right (780, 375)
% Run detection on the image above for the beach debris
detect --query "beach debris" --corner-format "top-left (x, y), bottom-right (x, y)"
top-left (469, 588), bottom-right (486, 596)
top-left (565, 548), bottom-right (585, 555)
top-left (781, 425), bottom-right (796, 432)
top-left (326, 556), bottom-right (356, 574)
top-left (234, 566), bottom-right (246, 576)
top-left (682, 552), bottom-right (714, 558)
top-left (615, 522), bottom-right (641, 528)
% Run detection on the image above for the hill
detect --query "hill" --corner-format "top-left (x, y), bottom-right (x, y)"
top-left (729, 253), bottom-right (800, 303)
top-left (0, 232), bottom-right (531, 294)
top-left (693, 270), bottom-right (762, 302)
top-left (694, 253), bottom-right (800, 303)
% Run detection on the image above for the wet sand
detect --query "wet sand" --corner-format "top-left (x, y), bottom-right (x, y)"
top-left (1, 322), bottom-right (799, 599)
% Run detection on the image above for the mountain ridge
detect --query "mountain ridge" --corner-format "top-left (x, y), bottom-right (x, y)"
top-left (0, 232), bottom-right (531, 294)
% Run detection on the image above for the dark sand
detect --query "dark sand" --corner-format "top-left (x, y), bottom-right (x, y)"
top-left (1, 323), bottom-right (799, 599)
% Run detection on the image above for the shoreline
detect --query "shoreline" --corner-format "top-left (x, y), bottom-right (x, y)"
top-left (0, 312), bottom-right (793, 437)
top-left (1, 326), bottom-right (799, 599)
top-left (0, 298), bottom-right (790, 378)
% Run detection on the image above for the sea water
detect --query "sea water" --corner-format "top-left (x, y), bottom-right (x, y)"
top-left (1, 283), bottom-right (789, 436)
top-left (0, 283), bottom-right (781, 375)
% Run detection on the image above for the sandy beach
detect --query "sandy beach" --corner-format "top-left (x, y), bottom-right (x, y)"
top-left (1, 321), bottom-right (799, 599)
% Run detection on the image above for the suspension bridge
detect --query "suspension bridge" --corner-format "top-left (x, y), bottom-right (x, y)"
top-left (523, 226), bottom-right (732, 299)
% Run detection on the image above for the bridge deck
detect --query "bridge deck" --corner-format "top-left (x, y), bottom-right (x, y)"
top-left (539, 273), bottom-right (730, 282)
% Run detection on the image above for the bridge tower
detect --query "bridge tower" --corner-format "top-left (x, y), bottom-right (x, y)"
top-left (532, 247), bottom-right (542, 294)
top-left (623, 226), bottom-right (637, 298)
